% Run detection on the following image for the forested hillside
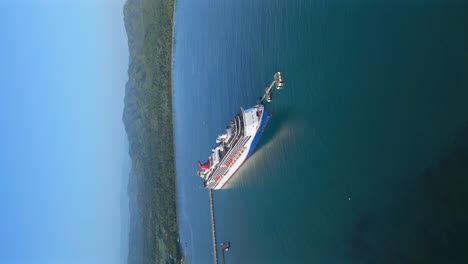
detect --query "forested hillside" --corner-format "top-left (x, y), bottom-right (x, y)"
top-left (122, 0), bottom-right (179, 263)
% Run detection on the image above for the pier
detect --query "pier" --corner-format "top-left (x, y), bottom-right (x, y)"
top-left (209, 189), bottom-right (219, 264)
top-left (205, 72), bottom-right (284, 264)
top-left (258, 72), bottom-right (284, 104)
top-left (220, 242), bottom-right (231, 264)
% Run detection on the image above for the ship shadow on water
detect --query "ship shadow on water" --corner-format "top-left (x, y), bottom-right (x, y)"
top-left (222, 108), bottom-right (293, 190)
top-left (253, 107), bottom-right (292, 153)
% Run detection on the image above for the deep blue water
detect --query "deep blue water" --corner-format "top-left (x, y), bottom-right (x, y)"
top-left (173, 0), bottom-right (468, 263)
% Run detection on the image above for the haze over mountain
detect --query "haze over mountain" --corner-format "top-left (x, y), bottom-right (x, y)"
top-left (120, 139), bottom-right (132, 264)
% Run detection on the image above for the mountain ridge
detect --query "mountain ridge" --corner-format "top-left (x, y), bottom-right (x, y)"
top-left (122, 0), bottom-right (180, 263)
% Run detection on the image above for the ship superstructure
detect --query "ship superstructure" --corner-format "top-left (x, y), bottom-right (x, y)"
top-left (197, 72), bottom-right (284, 189)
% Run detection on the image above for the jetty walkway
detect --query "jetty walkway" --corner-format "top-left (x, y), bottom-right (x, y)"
top-left (209, 189), bottom-right (219, 264)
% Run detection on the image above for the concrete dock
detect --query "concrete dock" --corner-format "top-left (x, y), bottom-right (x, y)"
top-left (209, 189), bottom-right (218, 264)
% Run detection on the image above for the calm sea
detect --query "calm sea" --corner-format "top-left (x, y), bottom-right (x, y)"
top-left (173, 0), bottom-right (468, 263)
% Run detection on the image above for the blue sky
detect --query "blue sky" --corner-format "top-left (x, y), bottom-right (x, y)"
top-left (0, 1), bottom-right (129, 263)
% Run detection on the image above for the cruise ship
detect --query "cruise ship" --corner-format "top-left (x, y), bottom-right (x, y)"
top-left (197, 72), bottom-right (284, 189)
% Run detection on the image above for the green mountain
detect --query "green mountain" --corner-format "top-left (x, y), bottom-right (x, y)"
top-left (122, 0), bottom-right (179, 263)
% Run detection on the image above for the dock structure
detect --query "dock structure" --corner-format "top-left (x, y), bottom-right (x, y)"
top-left (258, 72), bottom-right (284, 104)
top-left (209, 189), bottom-right (218, 264)
top-left (220, 242), bottom-right (231, 264)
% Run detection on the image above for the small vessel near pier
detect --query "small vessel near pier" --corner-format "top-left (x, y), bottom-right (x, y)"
top-left (197, 72), bottom-right (284, 189)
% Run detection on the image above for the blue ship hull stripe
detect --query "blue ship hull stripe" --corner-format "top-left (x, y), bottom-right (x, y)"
top-left (247, 111), bottom-right (271, 157)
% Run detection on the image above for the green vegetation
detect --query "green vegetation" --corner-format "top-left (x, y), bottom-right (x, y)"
top-left (122, 0), bottom-right (180, 263)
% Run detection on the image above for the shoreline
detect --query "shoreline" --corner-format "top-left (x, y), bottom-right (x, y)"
top-left (170, 0), bottom-right (184, 261)
top-left (122, 0), bottom-right (182, 262)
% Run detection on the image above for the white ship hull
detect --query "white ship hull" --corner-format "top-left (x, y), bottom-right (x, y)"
top-left (199, 105), bottom-right (271, 189)
top-left (196, 72), bottom-right (283, 190)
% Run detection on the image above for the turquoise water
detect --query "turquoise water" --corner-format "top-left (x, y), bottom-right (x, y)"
top-left (173, 0), bottom-right (468, 263)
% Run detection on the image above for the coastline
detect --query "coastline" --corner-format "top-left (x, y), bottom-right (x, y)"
top-left (143, 0), bottom-right (468, 263)
top-left (170, 0), bottom-right (184, 262)
top-left (122, 0), bottom-right (181, 263)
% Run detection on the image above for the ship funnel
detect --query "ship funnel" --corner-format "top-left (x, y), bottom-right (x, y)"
top-left (198, 160), bottom-right (211, 173)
